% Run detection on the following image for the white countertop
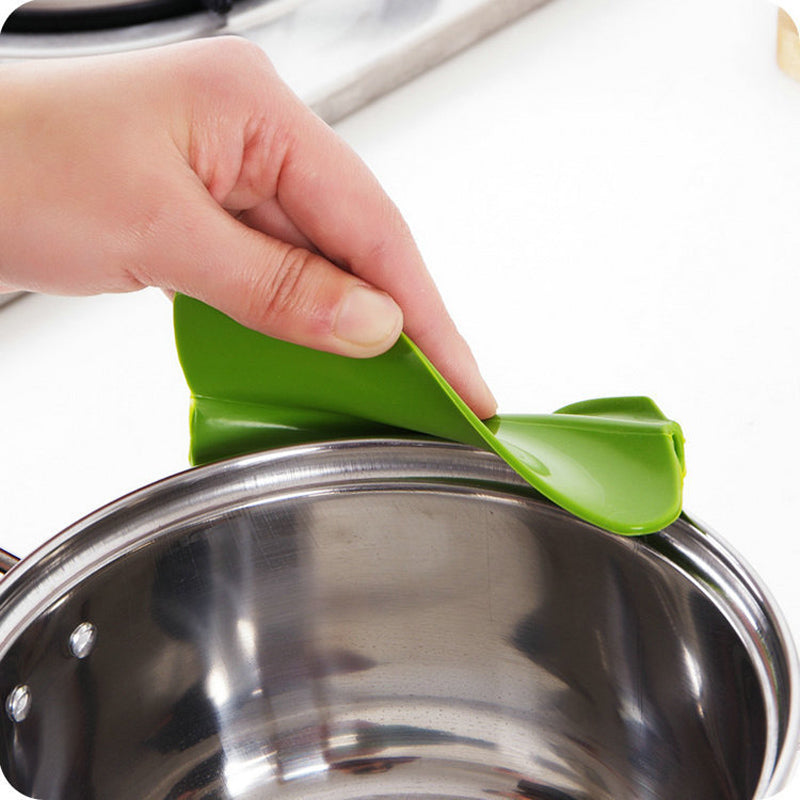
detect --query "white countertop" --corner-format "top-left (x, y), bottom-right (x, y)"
top-left (1, 0), bottom-right (799, 796)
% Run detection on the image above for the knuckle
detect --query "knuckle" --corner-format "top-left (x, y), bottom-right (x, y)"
top-left (203, 36), bottom-right (274, 80)
top-left (176, 38), bottom-right (276, 111)
top-left (249, 245), bottom-right (316, 324)
top-left (361, 200), bottom-right (415, 269)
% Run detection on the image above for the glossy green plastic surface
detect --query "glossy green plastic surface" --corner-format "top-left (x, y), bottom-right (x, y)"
top-left (174, 294), bottom-right (686, 535)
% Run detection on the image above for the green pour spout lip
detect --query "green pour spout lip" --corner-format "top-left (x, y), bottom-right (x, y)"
top-left (174, 294), bottom-right (686, 535)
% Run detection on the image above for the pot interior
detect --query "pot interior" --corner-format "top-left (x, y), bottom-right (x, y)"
top-left (0, 444), bottom-right (780, 799)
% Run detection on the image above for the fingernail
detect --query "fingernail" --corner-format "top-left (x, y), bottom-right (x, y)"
top-left (461, 352), bottom-right (498, 419)
top-left (473, 373), bottom-right (497, 412)
top-left (334, 285), bottom-right (403, 350)
top-left (476, 381), bottom-right (498, 420)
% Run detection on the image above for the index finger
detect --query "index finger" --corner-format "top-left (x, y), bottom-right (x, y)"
top-left (263, 91), bottom-right (497, 419)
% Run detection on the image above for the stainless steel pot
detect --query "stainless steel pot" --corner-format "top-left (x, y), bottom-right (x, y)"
top-left (0, 440), bottom-right (797, 799)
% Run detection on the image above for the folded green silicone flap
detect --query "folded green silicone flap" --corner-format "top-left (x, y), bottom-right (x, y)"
top-left (174, 294), bottom-right (685, 535)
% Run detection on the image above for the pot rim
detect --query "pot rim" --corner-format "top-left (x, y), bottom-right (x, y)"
top-left (0, 438), bottom-right (797, 797)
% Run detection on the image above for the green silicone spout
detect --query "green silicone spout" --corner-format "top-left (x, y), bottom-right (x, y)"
top-left (174, 294), bottom-right (686, 535)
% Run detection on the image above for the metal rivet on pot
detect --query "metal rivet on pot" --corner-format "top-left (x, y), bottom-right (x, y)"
top-left (6, 685), bottom-right (31, 723)
top-left (69, 622), bottom-right (97, 660)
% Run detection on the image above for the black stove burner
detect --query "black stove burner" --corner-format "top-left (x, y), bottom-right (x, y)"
top-left (3, 0), bottom-right (233, 33)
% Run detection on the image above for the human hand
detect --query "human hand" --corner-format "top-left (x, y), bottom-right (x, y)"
top-left (0, 37), bottom-right (495, 418)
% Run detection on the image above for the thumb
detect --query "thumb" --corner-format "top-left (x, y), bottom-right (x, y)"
top-left (152, 196), bottom-right (404, 358)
